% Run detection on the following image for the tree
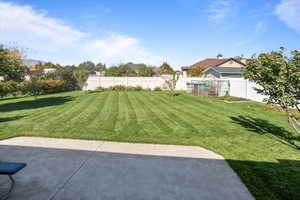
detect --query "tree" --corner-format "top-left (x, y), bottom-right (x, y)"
top-left (137, 65), bottom-right (155, 77)
top-left (187, 67), bottom-right (206, 77)
top-left (158, 62), bottom-right (174, 75)
top-left (234, 54), bottom-right (244, 60)
top-left (244, 48), bottom-right (300, 135)
top-left (73, 68), bottom-right (89, 91)
top-left (59, 66), bottom-right (78, 91)
top-left (95, 63), bottom-right (107, 72)
top-left (164, 71), bottom-right (180, 95)
top-left (78, 61), bottom-right (96, 72)
top-left (0, 45), bottom-right (26, 82)
top-left (43, 62), bottom-right (61, 69)
top-left (118, 64), bottom-right (137, 76)
top-left (105, 64), bottom-right (137, 77)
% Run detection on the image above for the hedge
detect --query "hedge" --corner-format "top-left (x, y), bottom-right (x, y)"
top-left (0, 80), bottom-right (65, 98)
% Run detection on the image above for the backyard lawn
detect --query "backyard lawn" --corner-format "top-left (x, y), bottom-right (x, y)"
top-left (0, 91), bottom-right (299, 200)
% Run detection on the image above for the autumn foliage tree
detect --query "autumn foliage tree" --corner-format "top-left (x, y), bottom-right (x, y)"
top-left (158, 62), bottom-right (174, 75)
top-left (187, 66), bottom-right (206, 77)
top-left (244, 48), bottom-right (300, 135)
top-left (0, 45), bottom-right (26, 82)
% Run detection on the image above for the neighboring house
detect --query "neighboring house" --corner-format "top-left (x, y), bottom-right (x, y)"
top-left (22, 58), bottom-right (56, 80)
top-left (25, 68), bottom-right (56, 80)
top-left (90, 71), bottom-right (105, 76)
top-left (182, 57), bottom-right (246, 78)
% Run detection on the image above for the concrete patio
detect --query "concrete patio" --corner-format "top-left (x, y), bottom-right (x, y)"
top-left (0, 137), bottom-right (254, 200)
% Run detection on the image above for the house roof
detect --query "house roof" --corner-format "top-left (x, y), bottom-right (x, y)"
top-left (27, 69), bottom-right (43, 75)
top-left (181, 58), bottom-right (246, 71)
top-left (204, 67), bottom-right (243, 74)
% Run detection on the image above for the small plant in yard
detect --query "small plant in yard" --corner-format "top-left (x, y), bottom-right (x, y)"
top-left (95, 86), bottom-right (106, 92)
top-left (154, 86), bottom-right (162, 91)
top-left (132, 86), bottom-right (143, 91)
top-left (164, 71), bottom-right (180, 96)
top-left (109, 85), bottom-right (127, 91)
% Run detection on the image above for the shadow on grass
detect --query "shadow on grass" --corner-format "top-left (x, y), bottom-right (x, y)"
top-left (230, 115), bottom-right (300, 149)
top-left (0, 116), bottom-right (26, 123)
top-left (227, 158), bottom-right (300, 200)
top-left (0, 96), bottom-right (74, 112)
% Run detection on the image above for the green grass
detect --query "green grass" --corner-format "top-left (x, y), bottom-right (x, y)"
top-left (1, 91), bottom-right (300, 200)
top-left (214, 95), bottom-right (249, 101)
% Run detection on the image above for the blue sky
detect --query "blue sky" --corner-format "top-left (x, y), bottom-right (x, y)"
top-left (0, 0), bottom-right (299, 69)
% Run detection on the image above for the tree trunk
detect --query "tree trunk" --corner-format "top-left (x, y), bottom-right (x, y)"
top-left (284, 107), bottom-right (300, 136)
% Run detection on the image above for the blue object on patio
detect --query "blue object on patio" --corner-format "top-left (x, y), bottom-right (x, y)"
top-left (0, 162), bottom-right (26, 200)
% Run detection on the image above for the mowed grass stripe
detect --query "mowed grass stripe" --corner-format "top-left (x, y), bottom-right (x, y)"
top-left (174, 93), bottom-right (288, 133)
top-left (176, 94), bottom-right (249, 118)
top-left (154, 93), bottom-right (226, 128)
top-left (113, 92), bottom-right (128, 134)
top-left (38, 93), bottom-right (98, 133)
top-left (81, 92), bottom-right (111, 131)
top-left (155, 93), bottom-right (249, 137)
top-left (25, 94), bottom-right (82, 123)
top-left (153, 93), bottom-right (235, 140)
top-left (95, 91), bottom-right (119, 134)
top-left (133, 91), bottom-right (174, 135)
top-left (2, 94), bottom-right (83, 134)
top-left (62, 92), bottom-right (110, 134)
top-left (138, 92), bottom-right (180, 129)
top-left (25, 97), bottom-right (76, 122)
top-left (116, 92), bottom-right (140, 135)
top-left (144, 92), bottom-right (200, 135)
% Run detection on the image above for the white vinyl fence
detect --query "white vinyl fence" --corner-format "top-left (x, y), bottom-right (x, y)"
top-left (86, 76), bottom-right (267, 102)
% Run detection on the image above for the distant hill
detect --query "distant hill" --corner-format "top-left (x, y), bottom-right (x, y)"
top-left (22, 59), bottom-right (45, 66)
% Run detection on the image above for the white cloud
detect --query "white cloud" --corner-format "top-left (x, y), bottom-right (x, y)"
top-left (206, 0), bottom-right (234, 24)
top-left (81, 34), bottom-right (162, 65)
top-left (0, 2), bottom-right (84, 51)
top-left (0, 2), bottom-right (163, 65)
top-left (274, 0), bottom-right (300, 34)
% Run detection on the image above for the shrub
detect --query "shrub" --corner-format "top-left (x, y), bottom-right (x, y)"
top-left (0, 81), bottom-right (19, 97)
top-left (106, 85), bottom-right (146, 91)
top-left (38, 80), bottom-right (65, 94)
top-left (18, 80), bottom-right (65, 97)
top-left (95, 86), bottom-right (106, 92)
top-left (154, 86), bottom-right (162, 91)
top-left (109, 85), bottom-right (127, 91)
top-left (132, 86), bottom-right (143, 91)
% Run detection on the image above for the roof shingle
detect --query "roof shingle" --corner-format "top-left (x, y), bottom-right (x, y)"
top-left (182, 58), bottom-right (246, 70)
